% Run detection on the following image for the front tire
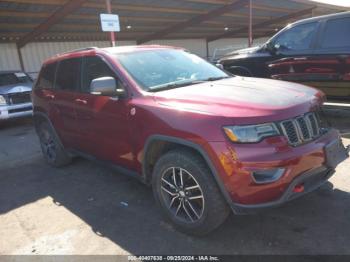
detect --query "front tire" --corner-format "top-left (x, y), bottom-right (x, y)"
top-left (37, 121), bottom-right (72, 167)
top-left (152, 149), bottom-right (230, 236)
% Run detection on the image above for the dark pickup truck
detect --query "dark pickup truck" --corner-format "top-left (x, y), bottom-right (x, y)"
top-left (218, 11), bottom-right (350, 99)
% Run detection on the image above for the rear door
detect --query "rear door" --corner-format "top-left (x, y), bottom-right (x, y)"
top-left (53, 57), bottom-right (83, 148)
top-left (34, 62), bottom-right (62, 129)
top-left (308, 16), bottom-right (350, 98)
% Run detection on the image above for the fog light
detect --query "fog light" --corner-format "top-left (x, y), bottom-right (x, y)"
top-left (252, 168), bottom-right (285, 184)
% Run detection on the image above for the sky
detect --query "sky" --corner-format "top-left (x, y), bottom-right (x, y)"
top-left (309, 0), bottom-right (350, 7)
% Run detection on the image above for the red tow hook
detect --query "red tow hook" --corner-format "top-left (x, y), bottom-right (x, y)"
top-left (293, 183), bottom-right (305, 193)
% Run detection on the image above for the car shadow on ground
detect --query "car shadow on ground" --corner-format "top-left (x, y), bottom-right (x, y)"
top-left (1, 154), bottom-right (350, 255)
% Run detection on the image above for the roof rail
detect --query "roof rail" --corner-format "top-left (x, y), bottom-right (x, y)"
top-left (58, 47), bottom-right (99, 56)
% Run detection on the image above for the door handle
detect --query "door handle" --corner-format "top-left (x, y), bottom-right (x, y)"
top-left (293, 57), bottom-right (307, 61)
top-left (75, 98), bottom-right (87, 104)
top-left (43, 93), bottom-right (54, 99)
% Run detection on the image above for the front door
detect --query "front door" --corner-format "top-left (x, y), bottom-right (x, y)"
top-left (74, 55), bottom-right (135, 170)
top-left (267, 21), bottom-right (320, 84)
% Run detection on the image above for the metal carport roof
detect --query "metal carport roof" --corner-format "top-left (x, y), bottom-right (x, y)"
top-left (0, 0), bottom-right (348, 47)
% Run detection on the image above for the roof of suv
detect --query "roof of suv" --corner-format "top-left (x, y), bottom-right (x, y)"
top-left (290, 11), bottom-right (350, 27)
top-left (43, 45), bottom-right (183, 65)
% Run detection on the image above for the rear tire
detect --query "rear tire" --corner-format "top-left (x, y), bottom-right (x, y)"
top-left (37, 121), bottom-right (72, 167)
top-left (152, 149), bottom-right (230, 236)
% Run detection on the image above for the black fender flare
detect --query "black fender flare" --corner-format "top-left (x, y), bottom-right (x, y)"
top-left (142, 135), bottom-right (237, 212)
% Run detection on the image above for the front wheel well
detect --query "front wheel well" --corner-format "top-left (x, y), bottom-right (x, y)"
top-left (143, 139), bottom-right (208, 184)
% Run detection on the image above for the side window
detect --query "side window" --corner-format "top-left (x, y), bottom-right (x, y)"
top-left (273, 22), bottom-right (318, 51)
top-left (321, 18), bottom-right (350, 48)
top-left (36, 62), bottom-right (57, 89)
top-left (82, 56), bottom-right (123, 94)
top-left (55, 58), bottom-right (81, 91)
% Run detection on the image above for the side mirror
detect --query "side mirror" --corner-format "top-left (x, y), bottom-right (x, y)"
top-left (265, 42), bottom-right (277, 54)
top-left (216, 63), bottom-right (224, 70)
top-left (90, 77), bottom-right (117, 96)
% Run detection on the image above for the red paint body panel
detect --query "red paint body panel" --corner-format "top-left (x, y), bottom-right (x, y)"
top-left (32, 46), bottom-right (344, 208)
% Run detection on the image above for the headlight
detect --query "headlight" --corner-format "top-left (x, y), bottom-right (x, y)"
top-left (0, 95), bottom-right (7, 106)
top-left (223, 123), bottom-right (280, 143)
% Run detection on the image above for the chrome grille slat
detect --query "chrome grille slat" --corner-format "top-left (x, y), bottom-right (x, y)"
top-left (279, 112), bottom-right (321, 146)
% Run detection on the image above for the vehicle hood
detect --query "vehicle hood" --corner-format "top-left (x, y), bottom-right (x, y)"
top-left (225, 46), bottom-right (260, 56)
top-left (152, 77), bottom-right (323, 124)
top-left (219, 46), bottom-right (270, 62)
top-left (0, 83), bottom-right (32, 95)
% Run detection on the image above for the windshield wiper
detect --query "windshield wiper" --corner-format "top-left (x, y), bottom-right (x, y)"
top-left (149, 80), bottom-right (205, 92)
top-left (148, 76), bottom-right (231, 92)
top-left (201, 76), bottom-right (231, 82)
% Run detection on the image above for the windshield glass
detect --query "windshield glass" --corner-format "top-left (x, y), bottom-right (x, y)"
top-left (0, 72), bottom-right (32, 87)
top-left (115, 49), bottom-right (229, 91)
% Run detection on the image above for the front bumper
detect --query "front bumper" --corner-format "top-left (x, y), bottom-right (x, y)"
top-left (205, 128), bottom-right (348, 214)
top-left (232, 166), bottom-right (334, 214)
top-left (0, 102), bottom-right (33, 120)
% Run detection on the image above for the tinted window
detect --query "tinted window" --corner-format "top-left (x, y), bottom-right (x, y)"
top-left (321, 17), bottom-right (350, 48)
top-left (82, 56), bottom-right (120, 93)
top-left (0, 72), bottom-right (32, 87)
top-left (37, 63), bottom-right (57, 89)
top-left (55, 58), bottom-right (81, 91)
top-left (273, 22), bottom-right (318, 51)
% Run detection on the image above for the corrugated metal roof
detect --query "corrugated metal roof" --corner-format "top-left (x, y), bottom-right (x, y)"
top-left (0, 0), bottom-right (348, 43)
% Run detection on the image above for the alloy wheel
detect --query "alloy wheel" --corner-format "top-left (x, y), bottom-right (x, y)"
top-left (160, 167), bottom-right (205, 223)
top-left (40, 129), bottom-right (56, 161)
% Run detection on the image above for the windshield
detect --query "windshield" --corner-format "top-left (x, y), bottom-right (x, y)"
top-left (0, 72), bottom-right (32, 87)
top-left (115, 49), bottom-right (229, 91)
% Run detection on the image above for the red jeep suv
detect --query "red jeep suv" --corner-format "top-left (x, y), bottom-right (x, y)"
top-left (32, 46), bottom-right (349, 235)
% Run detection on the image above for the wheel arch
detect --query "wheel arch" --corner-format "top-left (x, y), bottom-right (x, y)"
top-left (33, 111), bottom-right (65, 149)
top-left (142, 135), bottom-right (235, 211)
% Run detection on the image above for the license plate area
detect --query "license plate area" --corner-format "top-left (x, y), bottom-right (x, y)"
top-left (325, 139), bottom-right (348, 169)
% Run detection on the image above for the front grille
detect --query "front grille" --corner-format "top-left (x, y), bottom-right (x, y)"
top-left (279, 112), bottom-right (321, 146)
top-left (8, 92), bottom-right (31, 105)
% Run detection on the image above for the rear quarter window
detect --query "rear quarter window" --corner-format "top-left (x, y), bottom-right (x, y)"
top-left (321, 17), bottom-right (350, 48)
